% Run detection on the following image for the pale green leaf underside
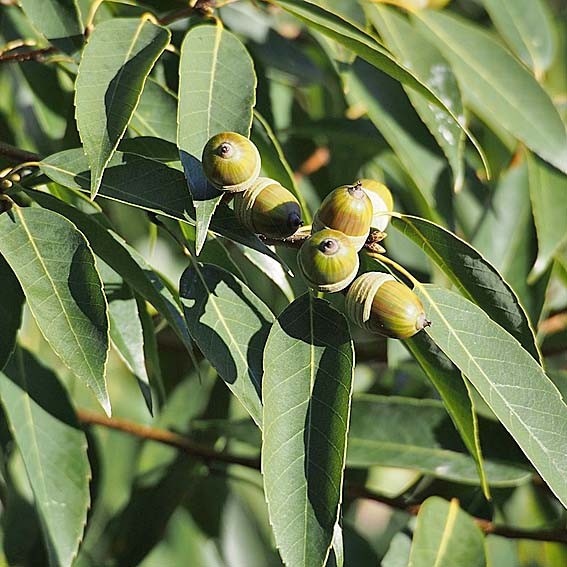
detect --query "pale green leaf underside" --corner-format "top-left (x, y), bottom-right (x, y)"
top-left (178, 23), bottom-right (256, 254)
top-left (413, 10), bottom-right (567, 175)
top-left (409, 497), bottom-right (486, 567)
top-left (392, 215), bottom-right (539, 361)
top-left (0, 348), bottom-right (91, 567)
top-left (75, 17), bottom-right (170, 197)
top-left (0, 207), bottom-right (110, 413)
top-left (348, 394), bottom-right (529, 487)
top-left (418, 284), bottom-right (567, 508)
top-left (262, 294), bottom-right (354, 567)
top-left (180, 263), bottom-right (274, 427)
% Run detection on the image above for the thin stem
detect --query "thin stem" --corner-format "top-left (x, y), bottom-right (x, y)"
top-left (78, 408), bottom-right (567, 545)
top-left (0, 142), bottom-right (41, 164)
top-left (0, 46), bottom-right (56, 64)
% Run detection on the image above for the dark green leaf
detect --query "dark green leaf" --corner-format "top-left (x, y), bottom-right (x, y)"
top-left (348, 394), bottom-right (529, 486)
top-left (418, 284), bottom-right (567, 508)
top-left (20, 0), bottom-right (83, 54)
top-left (392, 214), bottom-right (540, 361)
top-left (0, 255), bottom-right (24, 371)
top-left (413, 10), bottom-right (567, 174)
top-left (0, 348), bottom-right (90, 567)
top-left (0, 207), bottom-right (110, 413)
top-left (482, 0), bottom-right (556, 77)
top-left (527, 153), bottom-right (567, 281)
top-left (180, 263), bottom-right (274, 427)
top-left (262, 294), bottom-right (354, 567)
top-left (178, 23), bottom-right (256, 254)
top-left (408, 497), bottom-right (485, 567)
top-left (75, 17), bottom-right (170, 197)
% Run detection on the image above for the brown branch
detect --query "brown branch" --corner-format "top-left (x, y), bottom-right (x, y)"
top-left (158, 0), bottom-right (215, 24)
top-left (78, 408), bottom-right (567, 545)
top-left (0, 142), bottom-right (41, 164)
top-left (76, 408), bottom-right (260, 470)
top-left (0, 46), bottom-right (56, 64)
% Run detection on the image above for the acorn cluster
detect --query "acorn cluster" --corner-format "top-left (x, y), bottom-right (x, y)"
top-left (202, 132), bottom-right (429, 340)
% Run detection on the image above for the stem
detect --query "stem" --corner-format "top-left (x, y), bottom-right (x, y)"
top-left (0, 46), bottom-right (56, 64)
top-left (78, 409), bottom-right (567, 545)
top-left (0, 142), bottom-right (41, 164)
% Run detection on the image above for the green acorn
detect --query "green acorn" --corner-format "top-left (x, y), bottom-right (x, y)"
top-left (233, 177), bottom-right (302, 238)
top-left (312, 182), bottom-right (372, 250)
top-left (345, 272), bottom-right (429, 338)
top-left (298, 229), bottom-right (359, 293)
top-left (358, 178), bottom-right (394, 232)
top-left (201, 131), bottom-right (261, 193)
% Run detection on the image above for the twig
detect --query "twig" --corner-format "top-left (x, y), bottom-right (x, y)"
top-left (78, 409), bottom-right (567, 545)
top-left (76, 408), bottom-right (260, 470)
top-left (158, 0), bottom-right (215, 24)
top-left (0, 142), bottom-right (41, 164)
top-left (0, 46), bottom-right (56, 64)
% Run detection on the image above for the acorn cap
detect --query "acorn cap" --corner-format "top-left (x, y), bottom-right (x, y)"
top-left (358, 179), bottom-right (393, 232)
top-left (312, 182), bottom-right (372, 251)
top-left (298, 229), bottom-right (360, 293)
top-left (201, 131), bottom-right (261, 193)
top-left (234, 177), bottom-right (302, 239)
top-left (345, 272), bottom-right (429, 338)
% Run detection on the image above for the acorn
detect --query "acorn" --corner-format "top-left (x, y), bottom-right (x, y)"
top-left (345, 272), bottom-right (429, 339)
top-left (312, 182), bottom-right (372, 251)
top-left (298, 229), bottom-right (359, 293)
top-left (358, 178), bottom-right (393, 232)
top-left (201, 131), bottom-right (261, 193)
top-left (233, 177), bottom-right (302, 239)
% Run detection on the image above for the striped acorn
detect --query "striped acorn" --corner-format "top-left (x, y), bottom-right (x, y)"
top-left (298, 229), bottom-right (359, 293)
top-left (345, 272), bottom-right (429, 339)
top-left (358, 178), bottom-right (393, 232)
top-left (312, 182), bottom-right (372, 251)
top-left (201, 131), bottom-right (261, 193)
top-left (233, 177), bottom-right (302, 238)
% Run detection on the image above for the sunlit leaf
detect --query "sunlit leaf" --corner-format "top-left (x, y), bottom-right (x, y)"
top-left (262, 293), bottom-right (354, 567)
top-left (0, 207), bottom-right (110, 413)
top-left (178, 23), bottom-right (256, 254)
top-left (75, 17), bottom-right (170, 198)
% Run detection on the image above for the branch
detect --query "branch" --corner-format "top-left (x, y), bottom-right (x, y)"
top-left (0, 46), bottom-right (56, 65)
top-left (0, 142), bottom-right (41, 164)
top-left (78, 409), bottom-right (567, 545)
top-left (158, 0), bottom-right (215, 24)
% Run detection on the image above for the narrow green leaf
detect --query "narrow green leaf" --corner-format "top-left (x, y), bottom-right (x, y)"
top-left (482, 0), bottom-right (556, 78)
top-left (75, 17), bottom-right (170, 198)
top-left (0, 207), bottom-right (110, 414)
top-left (348, 394), bottom-right (529, 486)
top-left (413, 10), bottom-right (567, 174)
top-left (0, 348), bottom-right (90, 567)
top-left (262, 294), bottom-right (354, 567)
top-left (345, 60), bottom-right (445, 207)
top-left (180, 263), bottom-right (274, 427)
top-left (367, 4), bottom-right (466, 191)
top-left (527, 153), bottom-right (567, 281)
top-left (408, 497), bottom-right (486, 567)
top-left (27, 189), bottom-right (194, 360)
top-left (273, 0), bottom-right (486, 174)
top-left (0, 256), bottom-right (25, 370)
top-left (392, 214), bottom-right (540, 361)
top-left (251, 111), bottom-right (311, 222)
top-left (20, 0), bottom-right (83, 54)
top-left (418, 284), bottom-right (567, 508)
top-left (406, 333), bottom-right (489, 495)
top-left (178, 23), bottom-right (256, 254)
top-left (39, 148), bottom-right (285, 265)
top-left (98, 261), bottom-right (152, 415)
top-left (130, 77), bottom-right (177, 143)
